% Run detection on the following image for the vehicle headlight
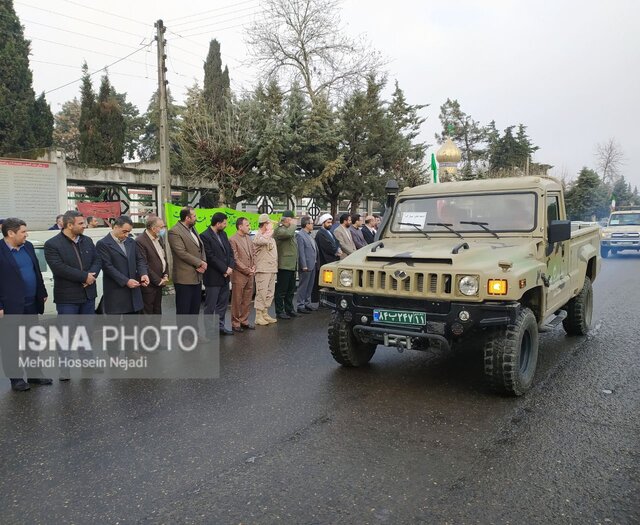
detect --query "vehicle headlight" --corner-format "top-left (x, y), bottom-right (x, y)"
top-left (458, 275), bottom-right (479, 296)
top-left (602, 231), bottom-right (612, 238)
top-left (339, 269), bottom-right (353, 287)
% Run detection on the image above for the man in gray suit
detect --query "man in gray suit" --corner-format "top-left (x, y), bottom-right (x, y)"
top-left (296, 216), bottom-right (318, 313)
top-left (96, 216), bottom-right (149, 314)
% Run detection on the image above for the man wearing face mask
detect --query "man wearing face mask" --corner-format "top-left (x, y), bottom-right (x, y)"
top-left (135, 216), bottom-right (169, 314)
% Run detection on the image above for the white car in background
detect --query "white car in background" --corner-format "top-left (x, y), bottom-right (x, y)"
top-left (29, 227), bottom-right (145, 316)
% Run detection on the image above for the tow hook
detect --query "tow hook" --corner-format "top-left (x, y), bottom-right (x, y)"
top-left (383, 333), bottom-right (412, 351)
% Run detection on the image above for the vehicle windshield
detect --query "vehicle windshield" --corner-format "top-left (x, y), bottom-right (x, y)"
top-left (390, 192), bottom-right (537, 234)
top-left (608, 213), bottom-right (640, 226)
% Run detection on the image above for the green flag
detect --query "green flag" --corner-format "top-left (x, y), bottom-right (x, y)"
top-left (431, 153), bottom-right (438, 183)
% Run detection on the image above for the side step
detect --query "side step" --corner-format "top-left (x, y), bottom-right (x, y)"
top-left (539, 310), bottom-right (567, 332)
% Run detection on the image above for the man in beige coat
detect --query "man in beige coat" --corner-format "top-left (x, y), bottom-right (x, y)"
top-left (229, 217), bottom-right (256, 332)
top-left (333, 213), bottom-right (356, 260)
top-left (167, 206), bottom-right (207, 315)
top-left (252, 214), bottom-right (278, 326)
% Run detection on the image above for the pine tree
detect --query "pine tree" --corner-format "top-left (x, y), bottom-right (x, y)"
top-left (435, 98), bottom-right (484, 179)
top-left (138, 89), bottom-right (183, 174)
top-left (53, 98), bottom-right (81, 160)
top-left (0, 1), bottom-right (53, 154)
top-left (302, 95), bottom-right (342, 216)
top-left (565, 168), bottom-right (609, 220)
top-left (203, 39), bottom-right (230, 113)
top-left (388, 81), bottom-right (428, 187)
top-left (111, 89), bottom-right (144, 160)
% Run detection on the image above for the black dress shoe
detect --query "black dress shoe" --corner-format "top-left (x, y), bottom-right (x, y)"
top-left (241, 324), bottom-right (255, 330)
top-left (277, 313), bottom-right (291, 320)
top-left (27, 378), bottom-right (53, 385)
top-left (11, 379), bottom-right (30, 391)
top-left (287, 311), bottom-right (299, 317)
top-left (297, 308), bottom-right (311, 314)
top-left (305, 305), bottom-right (318, 311)
top-left (220, 328), bottom-right (235, 336)
top-left (232, 326), bottom-right (244, 333)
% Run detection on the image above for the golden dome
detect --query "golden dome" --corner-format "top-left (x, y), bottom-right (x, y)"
top-left (436, 137), bottom-right (462, 164)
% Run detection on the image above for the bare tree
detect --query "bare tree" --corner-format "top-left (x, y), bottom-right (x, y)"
top-left (246, 0), bottom-right (383, 102)
top-left (596, 138), bottom-right (625, 185)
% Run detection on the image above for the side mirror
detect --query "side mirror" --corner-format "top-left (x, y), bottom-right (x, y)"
top-left (547, 220), bottom-right (571, 244)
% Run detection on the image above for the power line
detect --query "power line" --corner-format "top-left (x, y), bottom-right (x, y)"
top-left (44, 43), bottom-right (154, 95)
top-left (179, 20), bottom-right (260, 39)
top-left (17, 17), bottom-right (149, 50)
top-left (166, 0), bottom-right (257, 23)
top-left (26, 35), bottom-right (156, 69)
top-left (56, 0), bottom-right (149, 27)
top-left (180, 11), bottom-right (264, 37)
top-left (173, 3), bottom-right (260, 30)
top-left (14, 1), bottom-right (148, 39)
top-left (31, 59), bottom-right (156, 82)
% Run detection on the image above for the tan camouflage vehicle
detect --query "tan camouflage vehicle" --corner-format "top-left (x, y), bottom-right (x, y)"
top-left (600, 206), bottom-right (640, 258)
top-left (319, 176), bottom-right (601, 395)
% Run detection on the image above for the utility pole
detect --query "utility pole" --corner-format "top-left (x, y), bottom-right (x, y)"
top-left (155, 20), bottom-right (171, 222)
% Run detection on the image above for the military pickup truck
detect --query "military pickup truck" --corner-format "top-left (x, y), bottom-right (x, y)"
top-left (319, 176), bottom-right (601, 395)
top-left (600, 206), bottom-right (640, 258)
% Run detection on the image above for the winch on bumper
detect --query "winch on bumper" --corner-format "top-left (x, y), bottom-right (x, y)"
top-left (320, 289), bottom-right (520, 351)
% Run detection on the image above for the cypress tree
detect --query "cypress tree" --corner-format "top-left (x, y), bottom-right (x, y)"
top-left (95, 74), bottom-right (125, 164)
top-left (78, 62), bottom-right (98, 163)
top-left (203, 39), bottom-right (230, 113)
top-left (0, 0), bottom-right (53, 155)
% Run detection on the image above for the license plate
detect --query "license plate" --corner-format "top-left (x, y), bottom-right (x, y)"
top-left (373, 309), bottom-right (426, 326)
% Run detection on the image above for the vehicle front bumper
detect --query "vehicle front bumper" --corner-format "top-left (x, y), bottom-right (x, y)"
top-left (320, 289), bottom-right (520, 347)
top-left (601, 239), bottom-right (640, 249)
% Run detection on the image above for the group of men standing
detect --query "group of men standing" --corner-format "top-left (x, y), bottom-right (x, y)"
top-left (1, 206), bottom-right (379, 390)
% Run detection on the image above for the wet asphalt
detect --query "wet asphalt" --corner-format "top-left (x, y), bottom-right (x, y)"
top-left (1, 255), bottom-right (639, 524)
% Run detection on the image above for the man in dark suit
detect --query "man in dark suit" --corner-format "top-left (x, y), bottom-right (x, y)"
top-left (44, 210), bottom-right (101, 315)
top-left (362, 215), bottom-right (377, 244)
top-left (96, 216), bottom-right (149, 314)
top-left (135, 216), bottom-right (169, 314)
top-left (167, 207), bottom-right (207, 315)
top-left (201, 212), bottom-right (235, 335)
top-left (296, 216), bottom-right (318, 313)
top-left (0, 218), bottom-right (50, 391)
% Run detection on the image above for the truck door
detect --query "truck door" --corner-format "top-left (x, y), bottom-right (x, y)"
top-left (545, 192), bottom-right (570, 312)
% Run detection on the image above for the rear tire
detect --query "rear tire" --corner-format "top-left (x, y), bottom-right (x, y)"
top-left (483, 307), bottom-right (539, 396)
top-left (562, 277), bottom-right (593, 336)
top-left (328, 312), bottom-right (376, 367)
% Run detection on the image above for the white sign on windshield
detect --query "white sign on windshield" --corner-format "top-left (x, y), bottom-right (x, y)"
top-left (400, 212), bottom-right (427, 230)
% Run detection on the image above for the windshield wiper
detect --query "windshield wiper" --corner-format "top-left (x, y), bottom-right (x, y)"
top-left (426, 222), bottom-right (463, 238)
top-left (398, 222), bottom-right (431, 239)
top-left (460, 220), bottom-right (500, 239)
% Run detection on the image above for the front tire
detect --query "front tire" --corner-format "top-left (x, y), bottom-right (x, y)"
top-left (600, 246), bottom-right (609, 258)
top-left (562, 277), bottom-right (593, 336)
top-left (328, 312), bottom-right (376, 367)
top-left (483, 307), bottom-right (539, 396)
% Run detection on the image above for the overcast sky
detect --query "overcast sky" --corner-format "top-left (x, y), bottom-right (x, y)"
top-left (13, 0), bottom-right (640, 188)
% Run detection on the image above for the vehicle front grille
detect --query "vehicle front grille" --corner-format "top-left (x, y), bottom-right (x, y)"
top-left (353, 269), bottom-right (453, 298)
top-left (612, 232), bottom-right (640, 238)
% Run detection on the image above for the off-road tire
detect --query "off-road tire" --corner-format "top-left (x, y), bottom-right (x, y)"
top-left (562, 276), bottom-right (593, 336)
top-left (600, 246), bottom-right (609, 258)
top-left (483, 307), bottom-right (539, 396)
top-left (328, 312), bottom-right (376, 367)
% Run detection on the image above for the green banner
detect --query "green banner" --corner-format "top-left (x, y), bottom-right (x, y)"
top-left (164, 203), bottom-right (282, 237)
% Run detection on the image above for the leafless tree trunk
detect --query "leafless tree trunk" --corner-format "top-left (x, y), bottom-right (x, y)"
top-left (246, 0), bottom-right (384, 102)
top-left (596, 138), bottom-right (625, 185)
